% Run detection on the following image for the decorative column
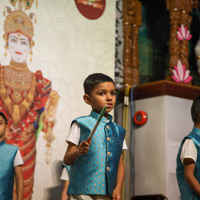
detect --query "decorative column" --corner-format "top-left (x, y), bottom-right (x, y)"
top-left (168, 7), bottom-right (181, 78)
top-left (166, 0), bottom-right (198, 80)
top-left (179, 10), bottom-right (191, 69)
top-left (123, 0), bottom-right (141, 86)
top-left (167, 0), bottom-right (184, 79)
top-left (123, 0), bottom-right (133, 86)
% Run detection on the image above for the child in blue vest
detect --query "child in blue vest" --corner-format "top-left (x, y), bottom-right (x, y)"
top-left (63, 73), bottom-right (127, 200)
top-left (176, 94), bottom-right (200, 199)
top-left (60, 163), bottom-right (70, 200)
top-left (0, 112), bottom-right (24, 200)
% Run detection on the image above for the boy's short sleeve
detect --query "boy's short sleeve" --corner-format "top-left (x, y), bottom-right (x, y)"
top-left (14, 149), bottom-right (24, 167)
top-left (66, 121), bottom-right (80, 146)
top-left (123, 140), bottom-right (128, 150)
top-left (180, 138), bottom-right (197, 164)
top-left (60, 167), bottom-right (69, 181)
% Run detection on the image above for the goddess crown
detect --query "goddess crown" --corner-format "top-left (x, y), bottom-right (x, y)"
top-left (4, 9), bottom-right (34, 39)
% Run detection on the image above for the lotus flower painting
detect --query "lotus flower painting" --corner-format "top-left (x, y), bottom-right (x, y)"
top-left (172, 60), bottom-right (193, 83)
top-left (177, 24), bottom-right (192, 41)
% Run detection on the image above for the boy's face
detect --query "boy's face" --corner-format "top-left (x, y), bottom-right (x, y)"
top-left (84, 81), bottom-right (116, 114)
top-left (0, 116), bottom-right (7, 142)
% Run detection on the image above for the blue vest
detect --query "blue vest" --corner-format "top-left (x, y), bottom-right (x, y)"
top-left (0, 140), bottom-right (18, 200)
top-left (176, 127), bottom-right (200, 200)
top-left (68, 111), bottom-right (126, 195)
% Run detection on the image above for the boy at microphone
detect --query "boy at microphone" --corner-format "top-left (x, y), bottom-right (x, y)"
top-left (63, 73), bottom-right (127, 200)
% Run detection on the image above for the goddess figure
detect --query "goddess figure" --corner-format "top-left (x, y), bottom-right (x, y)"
top-left (0, 8), bottom-right (59, 200)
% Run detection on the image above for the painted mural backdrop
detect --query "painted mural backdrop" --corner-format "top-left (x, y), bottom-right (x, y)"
top-left (74, 0), bottom-right (105, 20)
top-left (0, 0), bottom-right (116, 199)
top-left (1, 0), bottom-right (59, 199)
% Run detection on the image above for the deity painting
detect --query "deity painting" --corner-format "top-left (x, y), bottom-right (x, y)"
top-left (0, 1), bottom-right (59, 199)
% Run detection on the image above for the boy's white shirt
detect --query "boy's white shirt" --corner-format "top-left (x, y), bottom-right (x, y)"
top-left (60, 167), bottom-right (69, 181)
top-left (14, 149), bottom-right (24, 167)
top-left (180, 138), bottom-right (197, 164)
top-left (66, 121), bottom-right (128, 149)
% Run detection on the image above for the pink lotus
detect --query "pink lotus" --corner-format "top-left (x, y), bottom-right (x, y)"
top-left (177, 24), bottom-right (192, 41)
top-left (172, 60), bottom-right (193, 83)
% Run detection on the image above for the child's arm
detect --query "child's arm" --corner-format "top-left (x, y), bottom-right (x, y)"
top-left (14, 165), bottom-right (24, 200)
top-left (63, 141), bottom-right (89, 165)
top-left (61, 180), bottom-right (69, 200)
top-left (112, 153), bottom-right (124, 200)
top-left (184, 158), bottom-right (200, 196)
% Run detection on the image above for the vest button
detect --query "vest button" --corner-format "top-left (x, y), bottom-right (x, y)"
top-left (107, 152), bottom-right (111, 156)
top-left (107, 137), bottom-right (110, 141)
top-left (107, 167), bottom-right (110, 171)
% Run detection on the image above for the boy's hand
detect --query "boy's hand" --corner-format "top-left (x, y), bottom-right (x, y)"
top-left (77, 140), bottom-right (89, 155)
top-left (112, 187), bottom-right (121, 200)
top-left (112, 154), bottom-right (124, 200)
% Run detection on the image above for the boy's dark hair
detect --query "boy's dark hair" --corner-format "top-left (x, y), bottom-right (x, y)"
top-left (83, 73), bottom-right (115, 95)
top-left (0, 112), bottom-right (8, 125)
top-left (191, 95), bottom-right (200, 124)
